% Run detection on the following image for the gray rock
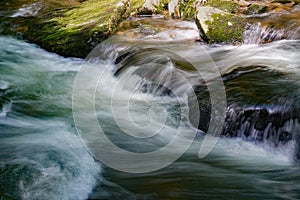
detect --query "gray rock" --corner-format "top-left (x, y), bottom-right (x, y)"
top-left (196, 6), bottom-right (225, 33)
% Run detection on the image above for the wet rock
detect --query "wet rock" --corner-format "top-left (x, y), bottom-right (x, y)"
top-left (137, 0), bottom-right (169, 16)
top-left (235, 0), bottom-right (250, 7)
top-left (243, 3), bottom-right (267, 15)
top-left (136, 7), bottom-right (154, 15)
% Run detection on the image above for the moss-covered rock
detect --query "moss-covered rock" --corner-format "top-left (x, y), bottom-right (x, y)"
top-left (196, 6), bottom-right (224, 33)
top-left (206, 13), bottom-right (246, 43)
top-left (196, 6), bottom-right (246, 44)
top-left (205, 0), bottom-right (239, 13)
top-left (0, 0), bottom-right (145, 58)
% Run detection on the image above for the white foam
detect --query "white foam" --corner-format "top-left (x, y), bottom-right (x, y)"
top-left (0, 36), bottom-right (83, 72)
top-left (143, 29), bottom-right (199, 41)
top-left (11, 2), bottom-right (42, 18)
top-left (213, 137), bottom-right (297, 167)
top-left (2, 118), bottom-right (101, 200)
top-left (0, 80), bottom-right (9, 90)
top-left (0, 102), bottom-right (12, 118)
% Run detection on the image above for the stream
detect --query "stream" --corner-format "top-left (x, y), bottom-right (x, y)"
top-left (0, 4), bottom-right (300, 200)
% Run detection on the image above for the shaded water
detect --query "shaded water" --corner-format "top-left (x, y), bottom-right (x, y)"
top-left (0, 5), bottom-right (300, 199)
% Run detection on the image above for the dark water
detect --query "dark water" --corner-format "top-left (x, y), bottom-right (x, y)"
top-left (1, 3), bottom-right (300, 199)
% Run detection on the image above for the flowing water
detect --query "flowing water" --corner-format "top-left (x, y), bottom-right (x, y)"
top-left (1, 6), bottom-right (300, 200)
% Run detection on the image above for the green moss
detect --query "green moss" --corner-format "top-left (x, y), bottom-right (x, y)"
top-left (2, 0), bottom-right (145, 58)
top-left (243, 4), bottom-right (267, 15)
top-left (205, 13), bottom-right (246, 44)
top-left (206, 0), bottom-right (239, 13)
top-left (46, 0), bottom-right (120, 35)
top-left (131, 0), bottom-right (146, 11)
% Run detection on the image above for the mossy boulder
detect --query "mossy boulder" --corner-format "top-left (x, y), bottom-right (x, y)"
top-left (205, 0), bottom-right (239, 13)
top-left (196, 6), bottom-right (246, 44)
top-left (168, 0), bottom-right (240, 20)
top-left (0, 0), bottom-right (145, 58)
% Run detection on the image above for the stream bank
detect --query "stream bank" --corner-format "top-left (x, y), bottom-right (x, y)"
top-left (0, 0), bottom-right (299, 57)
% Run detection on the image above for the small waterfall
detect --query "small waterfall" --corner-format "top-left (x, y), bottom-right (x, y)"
top-left (87, 33), bottom-right (300, 152)
top-left (243, 23), bottom-right (285, 44)
top-left (223, 106), bottom-right (300, 145)
top-left (10, 2), bottom-right (42, 18)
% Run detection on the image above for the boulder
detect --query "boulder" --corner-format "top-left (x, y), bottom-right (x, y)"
top-left (196, 6), bottom-right (246, 44)
top-left (205, 0), bottom-right (240, 13)
top-left (0, 0), bottom-right (144, 58)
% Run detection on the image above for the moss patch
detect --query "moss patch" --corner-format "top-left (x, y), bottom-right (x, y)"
top-left (131, 0), bottom-right (145, 11)
top-left (205, 13), bottom-right (246, 44)
top-left (206, 0), bottom-right (239, 13)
